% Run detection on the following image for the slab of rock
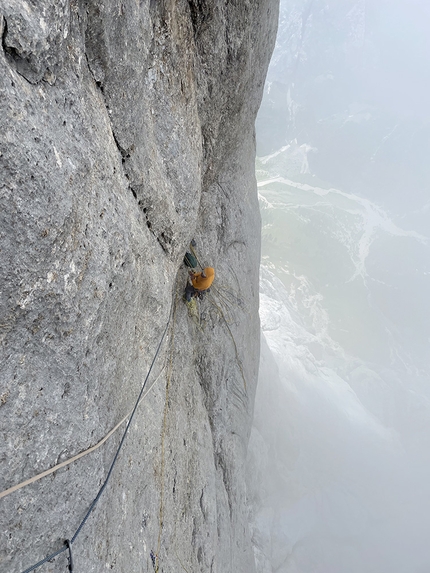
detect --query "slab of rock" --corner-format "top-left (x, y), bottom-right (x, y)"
top-left (0, 1), bottom-right (278, 572)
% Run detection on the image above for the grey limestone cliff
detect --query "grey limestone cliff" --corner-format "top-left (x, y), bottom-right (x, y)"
top-left (0, 1), bottom-right (278, 572)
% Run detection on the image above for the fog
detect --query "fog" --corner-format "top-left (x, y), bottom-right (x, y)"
top-left (249, 1), bottom-right (430, 572)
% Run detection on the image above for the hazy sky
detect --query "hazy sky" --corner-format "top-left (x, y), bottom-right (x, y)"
top-left (252, 2), bottom-right (430, 572)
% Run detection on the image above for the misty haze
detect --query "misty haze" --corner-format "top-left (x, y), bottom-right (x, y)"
top-left (248, 1), bottom-right (430, 572)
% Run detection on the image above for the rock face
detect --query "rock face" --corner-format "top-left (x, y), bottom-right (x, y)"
top-left (0, 2), bottom-right (278, 572)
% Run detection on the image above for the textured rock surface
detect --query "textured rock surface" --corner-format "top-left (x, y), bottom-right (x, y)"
top-left (0, 1), bottom-right (278, 572)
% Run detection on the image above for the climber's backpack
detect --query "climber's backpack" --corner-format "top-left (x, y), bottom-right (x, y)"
top-left (184, 251), bottom-right (198, 268)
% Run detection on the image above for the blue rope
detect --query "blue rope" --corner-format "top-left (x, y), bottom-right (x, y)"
top-left (70, 317), bottom-right (171, 544)
top-left (20, 293), bottom-right (175, 573)
top-left (21, 546), bottom-right (67, 573)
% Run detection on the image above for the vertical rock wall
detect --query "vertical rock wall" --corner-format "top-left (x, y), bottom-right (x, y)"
top-left (0, 1), bottom-right (278, 572)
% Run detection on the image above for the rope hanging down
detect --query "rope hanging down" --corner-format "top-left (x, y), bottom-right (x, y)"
top-left (190, 243), bottom-right (247, 391)
top-left (155, 288), bottom-right (179, 572)
top-left (19, 290), bottom-right (176, 573)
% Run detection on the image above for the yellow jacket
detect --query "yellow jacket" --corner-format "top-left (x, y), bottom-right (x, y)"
top-left (192, 267), bottom-right (215, 291)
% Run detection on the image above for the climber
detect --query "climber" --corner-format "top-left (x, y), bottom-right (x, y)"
top-left (184, 267), bottom-right (215, 302)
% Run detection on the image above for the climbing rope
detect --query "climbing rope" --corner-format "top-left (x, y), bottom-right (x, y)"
top-left (0, 365), bottom-right (163, 502)
top-left (155, 285), bottom-right (179, 572)
top-left (8, 242), bottom-right (251, 572)
top-left (213, 283), bottom-right (247, 315)
top-left (18, 286), bottom-right (177, 573)
top-left (188, 243), bottom-right (247, 390)
top-left (65, 540), bottom-right (73, 572)
top-left (174, 546), bottom-right (191, 573)
top-left (208, 293), bottom-right (247, 391)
